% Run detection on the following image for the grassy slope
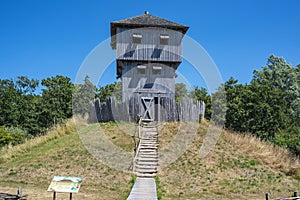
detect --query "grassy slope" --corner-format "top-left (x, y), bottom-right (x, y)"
top-left (0, 120), bottom-right (299, 199)
top-left (0, 120), bottom-right (135, 199)
top-left (158, 122), bottom-right (300, 199)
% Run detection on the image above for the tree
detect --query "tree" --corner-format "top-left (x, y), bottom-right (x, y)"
top-left (16, 76), bottom-right (39, 95)
top-left (40, 75), bottom-right (73, 128)
top-left (252, 55), bottom-right (299, 132)
top-left (224, 77), bottom-right (291, 140)
top-left (15, 76), bottom-right (41, 134)
top-left (223, 56), bottom-right (300, 155)
top-left (96, 81), bottom-right (122, 102)
top-left (211, 85), bottom-right (227, 126)
top-left (189, 86), bottom-right (212, 119)
top-left (253, 55), bottom-right (299, 121)
top-left (0, 79), bottom-right (19, 126)
top-left (175, 83), bottom-right (187, 103)
top-left (0, 77), bottom-right (42, 135)
top-left (73, 75), bottom-right (97, 117)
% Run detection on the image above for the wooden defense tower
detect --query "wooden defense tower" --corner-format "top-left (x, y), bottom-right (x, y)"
top-left (110, 12), bottom-right (189, 122)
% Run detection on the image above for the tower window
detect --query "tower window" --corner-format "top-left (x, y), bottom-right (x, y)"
top-left (132, 33), bottom-right (142, 44)
top-left (160, 34), bottom-right (169, 45)
top-left (137, 65), bottom-right (146, 74)
top-left (152, 66), bottom-right (162, 75)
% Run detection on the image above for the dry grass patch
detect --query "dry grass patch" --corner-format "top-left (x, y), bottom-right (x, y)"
top-left (0, 120), bottom-right (135, 199)
top-left (222, 130), bottom-right (300, 175)
top-left (0, 119), bottom-right (76, 162)
top-left (158, 122), bottom-right (300, 199)
top-left (98, 121), bottom-right (136, 152)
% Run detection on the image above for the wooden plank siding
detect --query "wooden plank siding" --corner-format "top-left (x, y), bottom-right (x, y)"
top-left (120, 61), bottom-right (176, 101)
top-left (116, 27), bottom-right (183, 62)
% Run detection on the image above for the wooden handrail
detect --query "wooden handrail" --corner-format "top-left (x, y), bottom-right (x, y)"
top-left (267, 191), bottom-right (300, 200)
top-left (132, 115), bottom-right (143, 172)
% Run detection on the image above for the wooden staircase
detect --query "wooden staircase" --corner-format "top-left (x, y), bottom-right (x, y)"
top-left (133, 125), bottom-right (159, 178)
top-left (127, 124), bottom-right (159, 200)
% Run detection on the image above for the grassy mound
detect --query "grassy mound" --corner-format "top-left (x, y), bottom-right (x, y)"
top-left (0, 120), bottom-right (299, 199)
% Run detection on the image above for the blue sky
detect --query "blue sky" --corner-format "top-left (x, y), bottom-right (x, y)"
top-left (0, 0), bottom-right (299, 92)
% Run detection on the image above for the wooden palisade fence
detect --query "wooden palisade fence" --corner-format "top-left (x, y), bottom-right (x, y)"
top-left (89, 96), bottom-right (205, 123)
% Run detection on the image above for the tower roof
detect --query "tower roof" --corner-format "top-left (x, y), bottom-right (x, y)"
top-left (110, 12), bottom-right (189, 48)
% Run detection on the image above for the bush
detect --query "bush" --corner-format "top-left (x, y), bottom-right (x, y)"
top-left (275, 128), bottom-right (300, 156)
top-left (0, 126), bottom-right (27, 147)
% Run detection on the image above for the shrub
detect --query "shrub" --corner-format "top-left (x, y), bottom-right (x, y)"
top-left (0, 126), bottom-right (27, 147)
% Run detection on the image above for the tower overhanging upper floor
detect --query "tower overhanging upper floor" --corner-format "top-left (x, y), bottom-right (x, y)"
top-left (110, 12), bottom-right (189, 78)
top-left (110, 12), bottom-right (189, 49)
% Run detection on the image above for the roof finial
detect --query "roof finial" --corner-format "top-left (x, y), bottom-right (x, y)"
top-left (145, 11), bottom-right (149, 15)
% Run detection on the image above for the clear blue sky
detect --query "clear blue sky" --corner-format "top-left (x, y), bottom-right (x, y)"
top-left (0, 0), bottom-right (299, 91)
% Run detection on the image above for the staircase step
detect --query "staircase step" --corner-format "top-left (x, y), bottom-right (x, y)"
top-left (142, 133), bottom-right (158, 135)
top-left (139, 147), bottom-right (158, 150)
top-left (139, 145), bottom-right (157, 148)
top-left (139, 151), bottom-right (157, 155)
top-left (139, 143), bottom-right (157, 146)
top-left (136, 164), bottom-right (157, 169)
top-left (138, 153), bottom-right (158, 157)
top-left (138, 153), bottom-right (158, 156)
top-left (143, 134), bottom-right (158, 137)
top-left (137, 156), bottom-right (158, 162)
top-left (140, 144), bottom-right (159, 147)
top-left (140, 141), bottom-right (157, 143)
top-left (141, 142), bottom-right (157, 144)
top-left (139, 149), bottom-right (157, 152)
top-left (136, 169), bottom-right (158, 174)
top-left (140, 141), bottom-right (158, 143)
top-left (142, 134), bottom-right (158, 136)
top-left (136, 161), bottom-right (159, 166)
top-left (136, 173), bottom-right (157, 178)
top-left (137, 158), bottom-right (158, 162)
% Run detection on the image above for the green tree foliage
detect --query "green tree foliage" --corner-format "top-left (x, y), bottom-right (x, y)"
top-left (16, 76), bottom-right (39, 95)
top-left (0, 79), bottom-right (19, 126)
top-left (211, 85), bottom-right (227, 126)
top-left (40, 75), bottom-right (73, 129)
top-left (253, 55), bottom-right (300, 127)
top-left (0, 75), bottom-right (75, 146)
top-left (15, 76), bottom-right (41, 134)
top-left (175, 83), bottom-right (187, 103)
top-left (0, 77), bottom-right (41, 135)
top-left (190, 86), bottom-right (212, 119)
top-left (224, 78), bottom-right (290, 139)
top-left (73, 76), bottom-right (97, 117)
top-left (0, 126), bottom-right (27, 147)
top-left (224, 55), bottom-right (300, 154)
top-left (96, 81), bottom-right (122, 102)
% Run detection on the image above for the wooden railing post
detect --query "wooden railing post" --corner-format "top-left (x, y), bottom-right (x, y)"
top-left (132, 115), bottom-right (142, 172)
top-left (17, 187), bottom-right (22, 198)
top-left (265, 192), bottom-right (269, 200)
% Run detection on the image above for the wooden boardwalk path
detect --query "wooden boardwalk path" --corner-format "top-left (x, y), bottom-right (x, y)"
top-left (127, 125), bottom-right (158, 200)
top-left (127, 178), bottom-right (157, 200)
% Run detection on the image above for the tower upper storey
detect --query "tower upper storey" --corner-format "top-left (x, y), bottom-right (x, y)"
top-left (110, 12), bottom-right (189, 63)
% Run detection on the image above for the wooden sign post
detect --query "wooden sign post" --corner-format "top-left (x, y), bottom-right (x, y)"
top-left (47, 176), bottom-right (83, 200)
